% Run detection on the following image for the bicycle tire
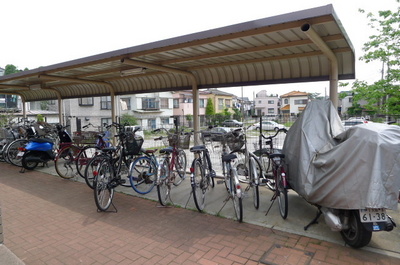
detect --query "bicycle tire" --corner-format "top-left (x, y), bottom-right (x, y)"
top-left (129, 156), bottom-right (157, 194)
top-left (93, 159), bottom-right (115, 211)
top-left (192, 159), bottom-right (206, 212)
top-left (157, 158), bottom-right (170, 206)
top-left (249, 156), bottom-right (260, 209)
top-left (231, 169), bottom-right (243, 222)
top-left (55, 145), bottom-right (80, 179)
top-left (203, 152), bottom-right (215, 188)
top-left (173, 149), bottom-right (186, 186)
top-left (76, 146), bottom-right (101, 178)
top-left (276, 165), bottom-right (288, 219)
top-left (6, 139), bottom-right (28, 167)
top-left (84, 154), bottom-right (108, 189)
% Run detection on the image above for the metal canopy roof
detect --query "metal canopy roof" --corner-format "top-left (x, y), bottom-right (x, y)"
top-left (0, 4), bottom-right (355, 103)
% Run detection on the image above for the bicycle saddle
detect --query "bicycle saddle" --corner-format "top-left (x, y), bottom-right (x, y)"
top-left (222, 153), bottom-right (237, 162)
top-left (190, 145), bottom-right (206, 152)
top-left (159, 147), bottom-right (173, 154)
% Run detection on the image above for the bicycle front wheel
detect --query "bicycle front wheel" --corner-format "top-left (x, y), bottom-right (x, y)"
top-left (6, 139), bottom-right (28, 167)
top-left (76, 146), bottom-right (100, 178)
top-left (129, 156), bottom-right (157, 194)
top-left (157, 158), bottom-right (170, 206)
top-left (55, 145), bottom-right (80, 179)
top-left (249, 156), bottom-right (260, 209)
top-left (94, 159), bottom-right (115, 211)
top-left (276, 166), bottom-right (288, 219)
top-left (84, 154), bottom-right (107, 189)
top-left (192, 159), bottom-right (206, 212)
top-left (173, 149), bottom-right (187, 186)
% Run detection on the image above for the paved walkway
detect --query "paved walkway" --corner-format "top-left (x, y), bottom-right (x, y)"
top-left (0, 162), bottom-right (400, 265)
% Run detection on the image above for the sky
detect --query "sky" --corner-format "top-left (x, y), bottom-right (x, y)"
top-left (1, 0), bottom-right (399, 99)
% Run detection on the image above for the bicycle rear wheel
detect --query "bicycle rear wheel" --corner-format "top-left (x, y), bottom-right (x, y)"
top-left (76, 146), bottom-right (101, 178)
top-left (231, 169), bottom-right (243, 222)
top-left (157, 158), bottom-right (170, 206)
top-left (249, 156), bottom-right (260, 209)
top-left (173, 149), bottom-right (187, 186)
top-left (55, 145), bottom-right (80, 179)
top-left (276, 166), bottom-right (288, 219)
top-left (84, 154), bottom-right (107, 189)
top-left (192, 159), bottom-right (206, 212)
top-left (203, 152), bottom-right (215, 188)
top-left (93, 159), bottom-right (115, 211)
top-left (129, 156), bottom-right (157, 194)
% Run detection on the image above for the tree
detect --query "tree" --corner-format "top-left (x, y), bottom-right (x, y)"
top-left (205, 98), bottom-right (215, 116)
top-left (120, 113), bottom-right (138, 126)
top-left (352, 2), bottom-right (400, 116)
top-left (4, 64), bottom-right (28, 75)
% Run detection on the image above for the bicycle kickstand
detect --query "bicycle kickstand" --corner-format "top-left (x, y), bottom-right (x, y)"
top-left (216, 194), bottom-right (231, 216)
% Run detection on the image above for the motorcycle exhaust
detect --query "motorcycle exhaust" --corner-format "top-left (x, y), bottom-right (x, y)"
top-left (321, 207), bottom-right (342, 231)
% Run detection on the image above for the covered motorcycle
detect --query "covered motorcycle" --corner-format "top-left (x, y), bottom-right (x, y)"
top-left (282, 100), bottom-right (400, 248)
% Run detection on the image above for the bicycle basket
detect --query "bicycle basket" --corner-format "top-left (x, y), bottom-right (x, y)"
top-left (167, 133), bottom-right (191, 149)
top-left (226, 133), bottom-right (244, 151)
top-left (123, 132), bottom-right (144, 155)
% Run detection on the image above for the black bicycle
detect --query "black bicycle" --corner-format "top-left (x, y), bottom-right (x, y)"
top-left (189, 131), bottom-right (216, 212)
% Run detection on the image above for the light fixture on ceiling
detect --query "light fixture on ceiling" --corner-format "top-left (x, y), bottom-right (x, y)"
top-left (29, 84), bottom-right (42, 90)
top-left (120, 67), bottom-right (147, 76)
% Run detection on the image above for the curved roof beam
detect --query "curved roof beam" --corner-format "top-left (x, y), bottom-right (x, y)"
top-left (301, 23), bottom-right (339, 108)
top-left (38, 74), bottom-right (117, 125)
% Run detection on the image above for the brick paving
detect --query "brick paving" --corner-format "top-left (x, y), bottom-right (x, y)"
top-left (0, 162), bottom-right (399, 265)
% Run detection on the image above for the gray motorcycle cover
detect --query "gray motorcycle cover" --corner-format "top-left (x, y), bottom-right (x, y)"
top-left (282, 100), bottom-right (400, 210)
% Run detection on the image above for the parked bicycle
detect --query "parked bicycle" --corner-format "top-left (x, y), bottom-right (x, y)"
top-left (217, 128), bottom-right (244, 222)
top-left (92, 124), bottom-right (143, 211)
top-left (235, 125), bottom-right (263, 209)
top-left (258, 128), bottom-right (289, 219)
top-left (152, 127), bottom-right (188, 206)
top-left (188, 130), bottom-right (216, 212)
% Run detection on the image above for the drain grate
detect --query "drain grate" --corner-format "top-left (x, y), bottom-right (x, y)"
top-left (259, 244), bottom-right (315, 265)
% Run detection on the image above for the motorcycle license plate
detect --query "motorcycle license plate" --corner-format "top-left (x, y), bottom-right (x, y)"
top-left (359, 208), bottom-right (386, 223)
top-left (17, 151), bottom-right (25, 158)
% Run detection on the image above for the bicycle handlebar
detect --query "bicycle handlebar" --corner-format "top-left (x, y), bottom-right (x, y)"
top-left (260, 128), bottom-right (287, 140)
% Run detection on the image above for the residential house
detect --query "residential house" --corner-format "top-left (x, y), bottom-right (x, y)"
top-left (206, 88), bottom-right (235, 114)
top-left (172, 90), bottom-right (208, 126)
top-left (280, 91), bottom-right (309, 118)
top-left (254, 90), bottom-right (280, 118)
top-left (234, 96), bottom-right (253, 117)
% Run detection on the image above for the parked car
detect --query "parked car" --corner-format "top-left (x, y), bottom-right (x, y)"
top-left (342, 119), bottom-right (368, 130)
top-left (221, 119), bottom-right (243, 127)
top-left (253, 121), bottom-right (285, 131)
top-left (201, 127), bottom-right (232, 141)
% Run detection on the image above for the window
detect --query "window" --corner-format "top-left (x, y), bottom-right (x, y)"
top-left (268, 100), bottom-right (274, 104)
top-left (48, 100), bottom-right (56, 105)
top-left (120, 98), bottom-right (131, 110)
top-left (199, 99), bottom-right (205, 108)
top-left (100, 96), bottom-right (111, 110)
top-left (294, 99), bottom-right (308, 105)
top-left (161, 118), bottom-right (169, 125)
top-left (225, 99), bottom-right (231, 108)
top-left (79, 97), bottom-right (94, 106)
top-left (142, 98), bottom-right (159, 110)
top-left (218, 98), bottom-right (224, 110)
top-left (284, 99), bottom-right (289, 104)
top-left (173, 99), bottom-right (179, 108)
top-left (160, 98), bottom-right (169, 108)
top-left (268, 108), bottom-right (275, 113)
top-left (147, 119), bottom-right (156, 129)
top-left (101, 118), bottom-right (112, 127)
top-left (187, 98), bottom-right (193, 103)
top-left (258, 100), bottom-right (262, 104)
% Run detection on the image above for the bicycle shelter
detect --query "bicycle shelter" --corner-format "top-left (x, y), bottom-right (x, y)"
top-left (0, 4), bottom-right (355, 144)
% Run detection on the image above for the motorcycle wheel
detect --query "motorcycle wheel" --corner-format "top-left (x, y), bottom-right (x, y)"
top-left (22, 153), bottom-right (39, 170)
top-left (340, 210), bottom-right (372, 248)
